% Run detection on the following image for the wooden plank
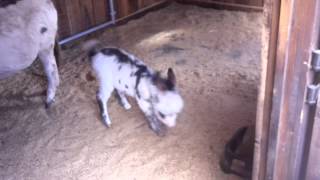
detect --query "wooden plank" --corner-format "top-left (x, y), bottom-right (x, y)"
top-left (252, 0), bottom-right (280, 178)
top-left (264, 0), bottom-right (320, 179)
top-left (137, 0), bottom-right (159, 8)
top-left (115, 0), bottom-right (140, 19)
top-left (143, 0), bottom-right (163, 7)
top-left (53, 0), bottom-right (108, 38)
top-left (52, 0), bottom-right (72, 39)
top-left (306, 96), bottom-right (320, 179)
top-left (57, 0), bottom-right (170, 44)
top-left (264, 0), bottom-right (293, 178)
top-left (116, 0), bottom-right (170, 23)
top-left (175, 0), bottom-right (263, 11)
top-left (138, 0), bottom-right (145, 8)
top-left (175, 0), bottom-right (263, 8)
top-left (303, 2), bottom-right (320, 179)
top-left (65, 0), bottom-right (83, 34)
top-left (114, 0), bottom-right (167, 19)
top-left (128, 0), bottom-right (139, 16)
top-left (92, 0), bottom-right (109, 24)
top-left (64, 0), bottom-right (95, 34)
top-left (55, 0), bottom-right (262, 40)
top-left (114, 0), bottom-right (128, 18)
top-left (78, 0), bottom-right (95, 28)
top-left (221, 0), bottom-right (263, 6)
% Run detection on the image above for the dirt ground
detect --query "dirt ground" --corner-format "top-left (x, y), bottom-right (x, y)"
top-left (0, 3), bottom-right (262, 180)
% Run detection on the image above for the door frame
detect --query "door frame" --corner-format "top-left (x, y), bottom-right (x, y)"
top-left (253, 0), bottom-right (320, 179)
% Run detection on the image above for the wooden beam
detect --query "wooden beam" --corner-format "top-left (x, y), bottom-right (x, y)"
top-left (115, 0), bottom-right (171, 26)
top-left (52, 0), bottom-right (72, 39)
top-left (92, 0), bottom-right (109, 25)
top-left (175, 0), bottom-right (263, 11)
top-left (303, 1), bottom-right (320, 179)
top-left (252, 0), bottom-right (280, 179)
top-left (264, 0), bottom-right (320, 179)
top-left (306, 90), bottom-right (320, 179)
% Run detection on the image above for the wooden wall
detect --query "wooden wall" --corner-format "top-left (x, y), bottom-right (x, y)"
top-left (52, 0), bottom-right (166, 39)
top-left (53, 0), bottom-right (263, 40)
top-left (115, 0), bottom-right (165, 18)
top-left (175, 0), bottom-right (264, 11)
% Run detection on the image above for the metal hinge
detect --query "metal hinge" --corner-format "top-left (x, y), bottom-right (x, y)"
top-left (306, 84), bottom-right (320, 105)
top-left (306, 50), bottom-right (320, 105)
top-left (311, 50), bottom-right (320, 72)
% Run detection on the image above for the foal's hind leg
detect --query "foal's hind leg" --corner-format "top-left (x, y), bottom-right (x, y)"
top-left (39, 47), bottom-right (60, 108)
top-left (115, 90), bottom-right (131, 110)
top-left (96, 84), bottom-right (114, 127)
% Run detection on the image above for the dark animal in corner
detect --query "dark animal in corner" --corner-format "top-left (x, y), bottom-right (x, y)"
top-left (83, 40), bottom-right (184, 136)
top-left (220, 125), bottom-right (255, 179)
top-left (0, 0), bottom-right (60, 108)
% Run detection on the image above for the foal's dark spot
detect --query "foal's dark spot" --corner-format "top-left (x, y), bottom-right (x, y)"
top-left (119, 80), bottom-right (121, 84)
top-left (41, 27), bottom-right (48, 34)
top-left (152, 96), bottom-right (159, 103)
top-left (159, 112), bottom-right (166, 118)
top-left (152, 73), bottom-right (175, 91)
top-left (101, 48), bottom-right (132, 64)
top-left (86, 72), bottom-right (95, 81)
top-left (118, 65), bottom-right (122, 71)
top-left (125, 85), bottom-right (128, 89)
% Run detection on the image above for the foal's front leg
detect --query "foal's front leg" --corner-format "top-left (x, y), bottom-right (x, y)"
top-left (136, 98), bottom-right (167, 136)
top-left (39, 47), bottom-right (60, 108)
top-left (146, 115), bottom-right (167, 136)
top-left (115, 90), bottom-right (131, 110)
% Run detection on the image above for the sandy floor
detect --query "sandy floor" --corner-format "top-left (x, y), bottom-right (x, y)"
top-left (0, 3), bottom-right (262, 180)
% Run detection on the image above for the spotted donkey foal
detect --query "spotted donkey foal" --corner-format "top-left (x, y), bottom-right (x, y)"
top-left (85, 41), bottom-right (184, 136)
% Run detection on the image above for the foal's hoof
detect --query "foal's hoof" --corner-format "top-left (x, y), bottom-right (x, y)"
top-left (149, 123), bottom-right (167, 137)
top-left (45, 99), bottom-right (55, 109)
top-left (104, 123), bottom-right (111, 128)
top-left (154, 128), bottom-right (167, 137)
top-left (102, 115), bottom-right (112, 128)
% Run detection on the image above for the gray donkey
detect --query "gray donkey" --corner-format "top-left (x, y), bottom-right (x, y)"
top-left (0, 0), bottom-right (59, 107)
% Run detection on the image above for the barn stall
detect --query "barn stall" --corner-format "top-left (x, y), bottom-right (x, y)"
top-left (0, 0), bottom-right (263, 179)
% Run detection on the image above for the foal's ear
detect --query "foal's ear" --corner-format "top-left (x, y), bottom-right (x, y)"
top-left (167, 68), bottom-right (176, 86)
top-left (153, 72), bottom-right (167, 91)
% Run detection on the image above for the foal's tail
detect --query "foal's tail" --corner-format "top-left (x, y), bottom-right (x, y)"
top-left (82, 39), bottom-right (103, 58)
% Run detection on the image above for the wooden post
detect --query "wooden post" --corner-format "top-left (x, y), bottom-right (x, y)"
top-left (261, 0), bottom-right (320, 179)
top-left (252, 0), bottom-right (280, 179)
top-left (306, 89), bottom-right (320, 179)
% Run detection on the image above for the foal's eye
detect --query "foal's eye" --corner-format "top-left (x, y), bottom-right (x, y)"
top-left (159, 112), bottom-right (165, 118)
